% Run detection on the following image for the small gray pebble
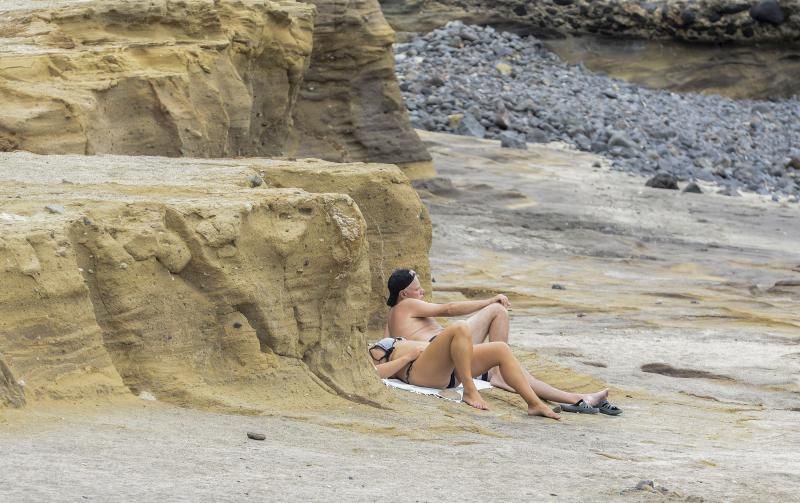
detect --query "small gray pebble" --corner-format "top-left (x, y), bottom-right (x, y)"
top-left (551, 284), bottom-right (565, 290)
top-left (247, 432), bottom-right (266, 441)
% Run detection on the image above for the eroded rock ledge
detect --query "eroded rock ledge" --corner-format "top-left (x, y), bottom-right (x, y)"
top-left (291, 0), bottom-right (432, 176)
top-left (379, 0), bottom-right (800, 43)
top-left (0, 154), bottom-right (430, 410)
top-left (0, 0), bottom-right (431, 173)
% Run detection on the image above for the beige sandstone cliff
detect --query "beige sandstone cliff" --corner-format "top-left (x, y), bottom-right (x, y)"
top-left (0, 0), bottom-right (315, 157)
top-left (0, 0), bottom-right (431, 173)
top-left (0, 154), bottom-right (431, 410)
top-left (290, 0), bottom-right (432, 177)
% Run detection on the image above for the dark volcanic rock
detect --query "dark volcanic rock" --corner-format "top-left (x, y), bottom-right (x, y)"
top-left (750, 0), bottom-right (786, 25)
top-left (395, 22), bottom-right (800, 201)
top-left (380, 0), bottom-right (800, 44)
top-left (646, 174), bottom-right (680, 190)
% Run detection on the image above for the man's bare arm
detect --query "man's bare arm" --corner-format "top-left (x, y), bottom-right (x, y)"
top-left (401, 295), bottom-right (510, 318)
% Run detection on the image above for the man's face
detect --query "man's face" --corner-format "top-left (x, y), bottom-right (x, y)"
top-left (402, 277), bottom-right (424, 301)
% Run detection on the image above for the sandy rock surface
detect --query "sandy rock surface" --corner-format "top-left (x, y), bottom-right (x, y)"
top-left (290, 0), bottom-right (432, 175)
top-left (0, 153), bottom-right (431, 410)
top-left (2, 132), bottom-right (797, 501)
top-left (0, 0), bottom-right (431, 173)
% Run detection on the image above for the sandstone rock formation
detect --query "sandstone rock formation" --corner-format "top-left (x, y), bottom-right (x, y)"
top-left (0, 154), bottom-right (430, 409)
top-left (259, 159), bottom-right (432, 327)
top-left (0, 0), bottom-right (315, 157)
top-left (0, 0), bottom-right (431, 174)
top-left (379, 0), bottom-right (800, 43)
top-left (290, 0), bottom-right (433, 177)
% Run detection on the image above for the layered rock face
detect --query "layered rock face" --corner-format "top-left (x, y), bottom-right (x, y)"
top-left (0, 0), bottom-right (431, 172)
top-left (259, 160), bottom-right (432, 327)
top-left (0, 154), bottom-right (430, 409)
top-left (291, 0), bottom-right (433, 177)
top-left (379, 0), bottom-right (800, 43)
top-left (0, 0), bottom-right (315, 157)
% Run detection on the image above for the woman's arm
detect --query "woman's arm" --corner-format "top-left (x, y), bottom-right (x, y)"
top-left (372, 346), bottom-right (423, 379)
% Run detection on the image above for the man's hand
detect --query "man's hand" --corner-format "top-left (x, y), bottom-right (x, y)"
top-left (492, 294), bottom-right (511, 309)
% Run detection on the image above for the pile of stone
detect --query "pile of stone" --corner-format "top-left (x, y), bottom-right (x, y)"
top-left (395, 21), bottom-right (800, 200)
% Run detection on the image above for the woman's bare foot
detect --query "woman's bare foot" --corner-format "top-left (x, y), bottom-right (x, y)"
top-left (581, 389), bottom-right (609, 407)
top-left (528, 403), bottom-right (561, 420)
top-left (462, 389), bottom-right (488, 410)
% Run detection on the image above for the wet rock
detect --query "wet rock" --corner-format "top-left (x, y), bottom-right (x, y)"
top-left (645, 174), bottom-right (679, 190)
top-left (247, 432), bottom-right (266, 441)
top-left (551, 283), bottom-right (565, 290)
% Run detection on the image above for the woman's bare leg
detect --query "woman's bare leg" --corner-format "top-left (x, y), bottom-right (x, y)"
top-left (408, 322), bottom-right (487, 410)
top-left (471, 343), bottom-right (560, 420)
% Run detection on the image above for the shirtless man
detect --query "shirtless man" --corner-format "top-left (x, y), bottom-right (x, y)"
top-left (384, 268), bottom-right (615, 412)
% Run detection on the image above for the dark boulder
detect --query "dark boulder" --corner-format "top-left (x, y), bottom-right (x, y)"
top-left (646, 174), bottom-right (680, 190)
top-left (750, 0), bottom-right (786, 25)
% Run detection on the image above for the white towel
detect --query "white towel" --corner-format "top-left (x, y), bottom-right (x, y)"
top-left (382, 378), bottom-right (493, 402)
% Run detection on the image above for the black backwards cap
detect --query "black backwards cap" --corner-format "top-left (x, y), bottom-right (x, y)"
top-left (386, 269), bottom-right (417, 307)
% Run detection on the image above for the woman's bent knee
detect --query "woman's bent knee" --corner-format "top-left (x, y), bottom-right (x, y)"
top-left (450, 320), bottom-right (470, 334)
top-left (488, 341), bottom-right (511, 354)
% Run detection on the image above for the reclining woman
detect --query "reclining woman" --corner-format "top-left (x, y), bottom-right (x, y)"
top-left (369, 321), bottom-right (562, 420)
